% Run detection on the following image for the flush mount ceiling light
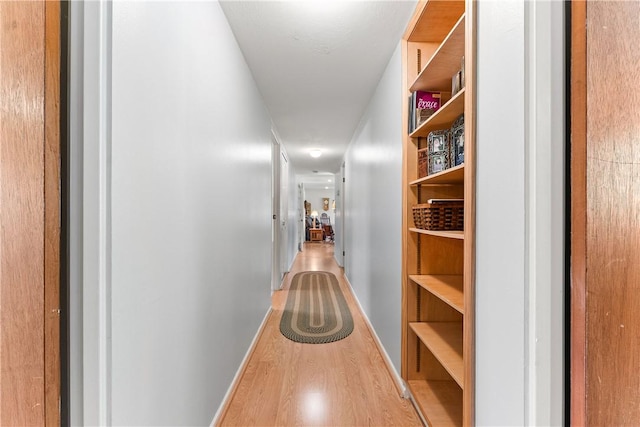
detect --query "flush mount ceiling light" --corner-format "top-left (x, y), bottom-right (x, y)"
top-left (309, 149), bottom-right (322, 158)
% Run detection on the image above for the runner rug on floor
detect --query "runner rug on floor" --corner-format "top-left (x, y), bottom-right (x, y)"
top-left (280, 271), bottom-right (354, 344)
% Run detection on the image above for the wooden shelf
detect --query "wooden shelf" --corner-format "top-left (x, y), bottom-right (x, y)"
top-left (407, 380), bottom-right (462, 427)
top-left (410, 275), bottom-right (464, 314)
top-left (402, 1), bottom-right (473, 424)
top-left (410, 322), bottom-right (464, 388)
top-left (410, 88), bottom-right (465, 138)
top-left (409, 228), bottom-right (464, 240)
top-left (405, 1), bottom-right (465, 43)
top-left (411, 14), bottom-right (466, 92)
top-left (410, 164), bottom-right (464, 186)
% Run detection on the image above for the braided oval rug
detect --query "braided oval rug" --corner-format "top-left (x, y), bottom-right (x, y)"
top-left (279, 271), bottom-right (354, 344)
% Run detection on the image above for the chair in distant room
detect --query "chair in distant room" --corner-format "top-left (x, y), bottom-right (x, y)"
top-left (320, 213), bottom-right (334, 242)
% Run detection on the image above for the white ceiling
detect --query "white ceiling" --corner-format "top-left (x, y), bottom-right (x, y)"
top-left (220, 0), bottom-right (416, 186)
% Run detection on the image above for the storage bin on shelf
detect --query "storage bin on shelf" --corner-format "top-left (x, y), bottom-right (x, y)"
top-left (412, 199), bottom-right (464, 231)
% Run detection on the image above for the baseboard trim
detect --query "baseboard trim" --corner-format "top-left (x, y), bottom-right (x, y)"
top-left (210, 308), bottom-right (273, 427)
top-left (342, 274), bottom-right (407, 399)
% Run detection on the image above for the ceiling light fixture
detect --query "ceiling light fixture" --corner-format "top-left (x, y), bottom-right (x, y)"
top-left (309, 149), bottom-right (322, 158)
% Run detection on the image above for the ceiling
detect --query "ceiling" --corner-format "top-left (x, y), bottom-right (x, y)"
top-left (220, 0), bottom-right (416, 189)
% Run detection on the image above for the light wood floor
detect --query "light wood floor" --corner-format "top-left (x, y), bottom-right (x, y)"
top-left (217, 243), bottom-right (422, 426)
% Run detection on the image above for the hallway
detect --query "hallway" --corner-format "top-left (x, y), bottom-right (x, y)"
top-left (217, 243), bottom-right (421, 426)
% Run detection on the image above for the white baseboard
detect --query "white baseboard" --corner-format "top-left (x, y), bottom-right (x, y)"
top-left (342, 274), bottom-right (407, 399)
top-left (210, 308), bottom-right (272, 427)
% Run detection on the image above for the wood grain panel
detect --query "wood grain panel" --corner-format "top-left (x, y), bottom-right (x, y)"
top-left (407, 380), bottom-right (462, 427)
top-left (0, 1), bottom-right (46, 425)
top-left (417, 341), bottom-right (454, 381)
top-left (570, 1), bottom-right (587, 425)
top-left (407, 41), bottom-right (439, 85)
top-left (419, 234), bottom-right (464, 275)
top-left (410, 275), bottom-right (464, 314)
top-left (406, 0), bottom-right (465, 43)
top-left (44, 1), bottom-right (61, 424)
top-left (410, 322), bottom-right (464, 387)
top-left (585, 2), bottom-right (640, 425)
top-left (418, 182), bottom-right (464, 202)
top-left (462, 0), bottom-right (476, 424)
top-left (418, 289), bottom-right (462, 323)
top-left (410, 15), bottom-right (465, 92)
top-left (402, 36), bottom-right (417, 379)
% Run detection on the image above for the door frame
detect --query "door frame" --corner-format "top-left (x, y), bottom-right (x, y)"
top-left (569, 1), bottom-right (586, 424)
top-left (0, 1), bottom-right (62, 424)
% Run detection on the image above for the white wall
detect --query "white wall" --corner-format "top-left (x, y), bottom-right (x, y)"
top-left (475, 1), bottom-right (564, 425)
top-left (343, 44), bottom-right (404, 372)
top-left (305, 187), bottom-right (336, 226)
top-left (72, 1), bottom-right (274, 425)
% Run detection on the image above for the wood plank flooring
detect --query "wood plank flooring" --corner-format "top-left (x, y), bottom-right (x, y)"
top-left (217, 243), bottom-right (422, 426)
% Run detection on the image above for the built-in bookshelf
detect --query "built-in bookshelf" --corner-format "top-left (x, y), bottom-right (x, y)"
top-left (401, 1), bottom-right (475, 426)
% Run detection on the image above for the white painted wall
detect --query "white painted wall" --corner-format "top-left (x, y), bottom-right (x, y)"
top-left (342, 45), bottom-right (404, 372)
top-left (72, 1), bottom-right (274, 425)
top-left (475, 1), bottom-right (564, 425)
top-left (305, 188), bottom-right (336, 227)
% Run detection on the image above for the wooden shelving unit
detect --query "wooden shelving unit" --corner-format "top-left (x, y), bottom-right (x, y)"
top-left (401, 1), bottom-right (475, 425)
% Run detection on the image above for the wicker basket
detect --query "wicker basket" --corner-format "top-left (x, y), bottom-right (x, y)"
top-left (412, 201), bottom-right (464, 231)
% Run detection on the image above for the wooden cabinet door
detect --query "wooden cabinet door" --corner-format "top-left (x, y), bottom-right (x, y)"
top-left (571, 2), bottom-right (640, 425)
top-left (0, 1), bottom-right (61, 424)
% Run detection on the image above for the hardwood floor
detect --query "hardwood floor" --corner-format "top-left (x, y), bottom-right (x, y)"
top-left (217, 243), bottom-right (422, 426)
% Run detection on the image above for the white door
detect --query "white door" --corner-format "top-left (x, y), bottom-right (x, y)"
top-left (271, 137), bottom-right (281, 291)
top-left (340, 162), bottom-right (346, 268)
top-left (279, 150), bottom-right (289, 277)
top-left (298, 183), bottom-right (305, 251)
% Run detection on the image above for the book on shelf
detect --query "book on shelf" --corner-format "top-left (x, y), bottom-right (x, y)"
top-left (409, 91), bottom-right (443, 133)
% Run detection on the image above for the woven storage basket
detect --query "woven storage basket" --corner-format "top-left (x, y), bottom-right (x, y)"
top-left (412, 201), bottom-right (464, 231)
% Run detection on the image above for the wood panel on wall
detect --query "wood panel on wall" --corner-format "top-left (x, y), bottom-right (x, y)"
top-left (572, 1), bottom-right (640, 425)
top-left (0, 1), bottom-right (61, 424)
